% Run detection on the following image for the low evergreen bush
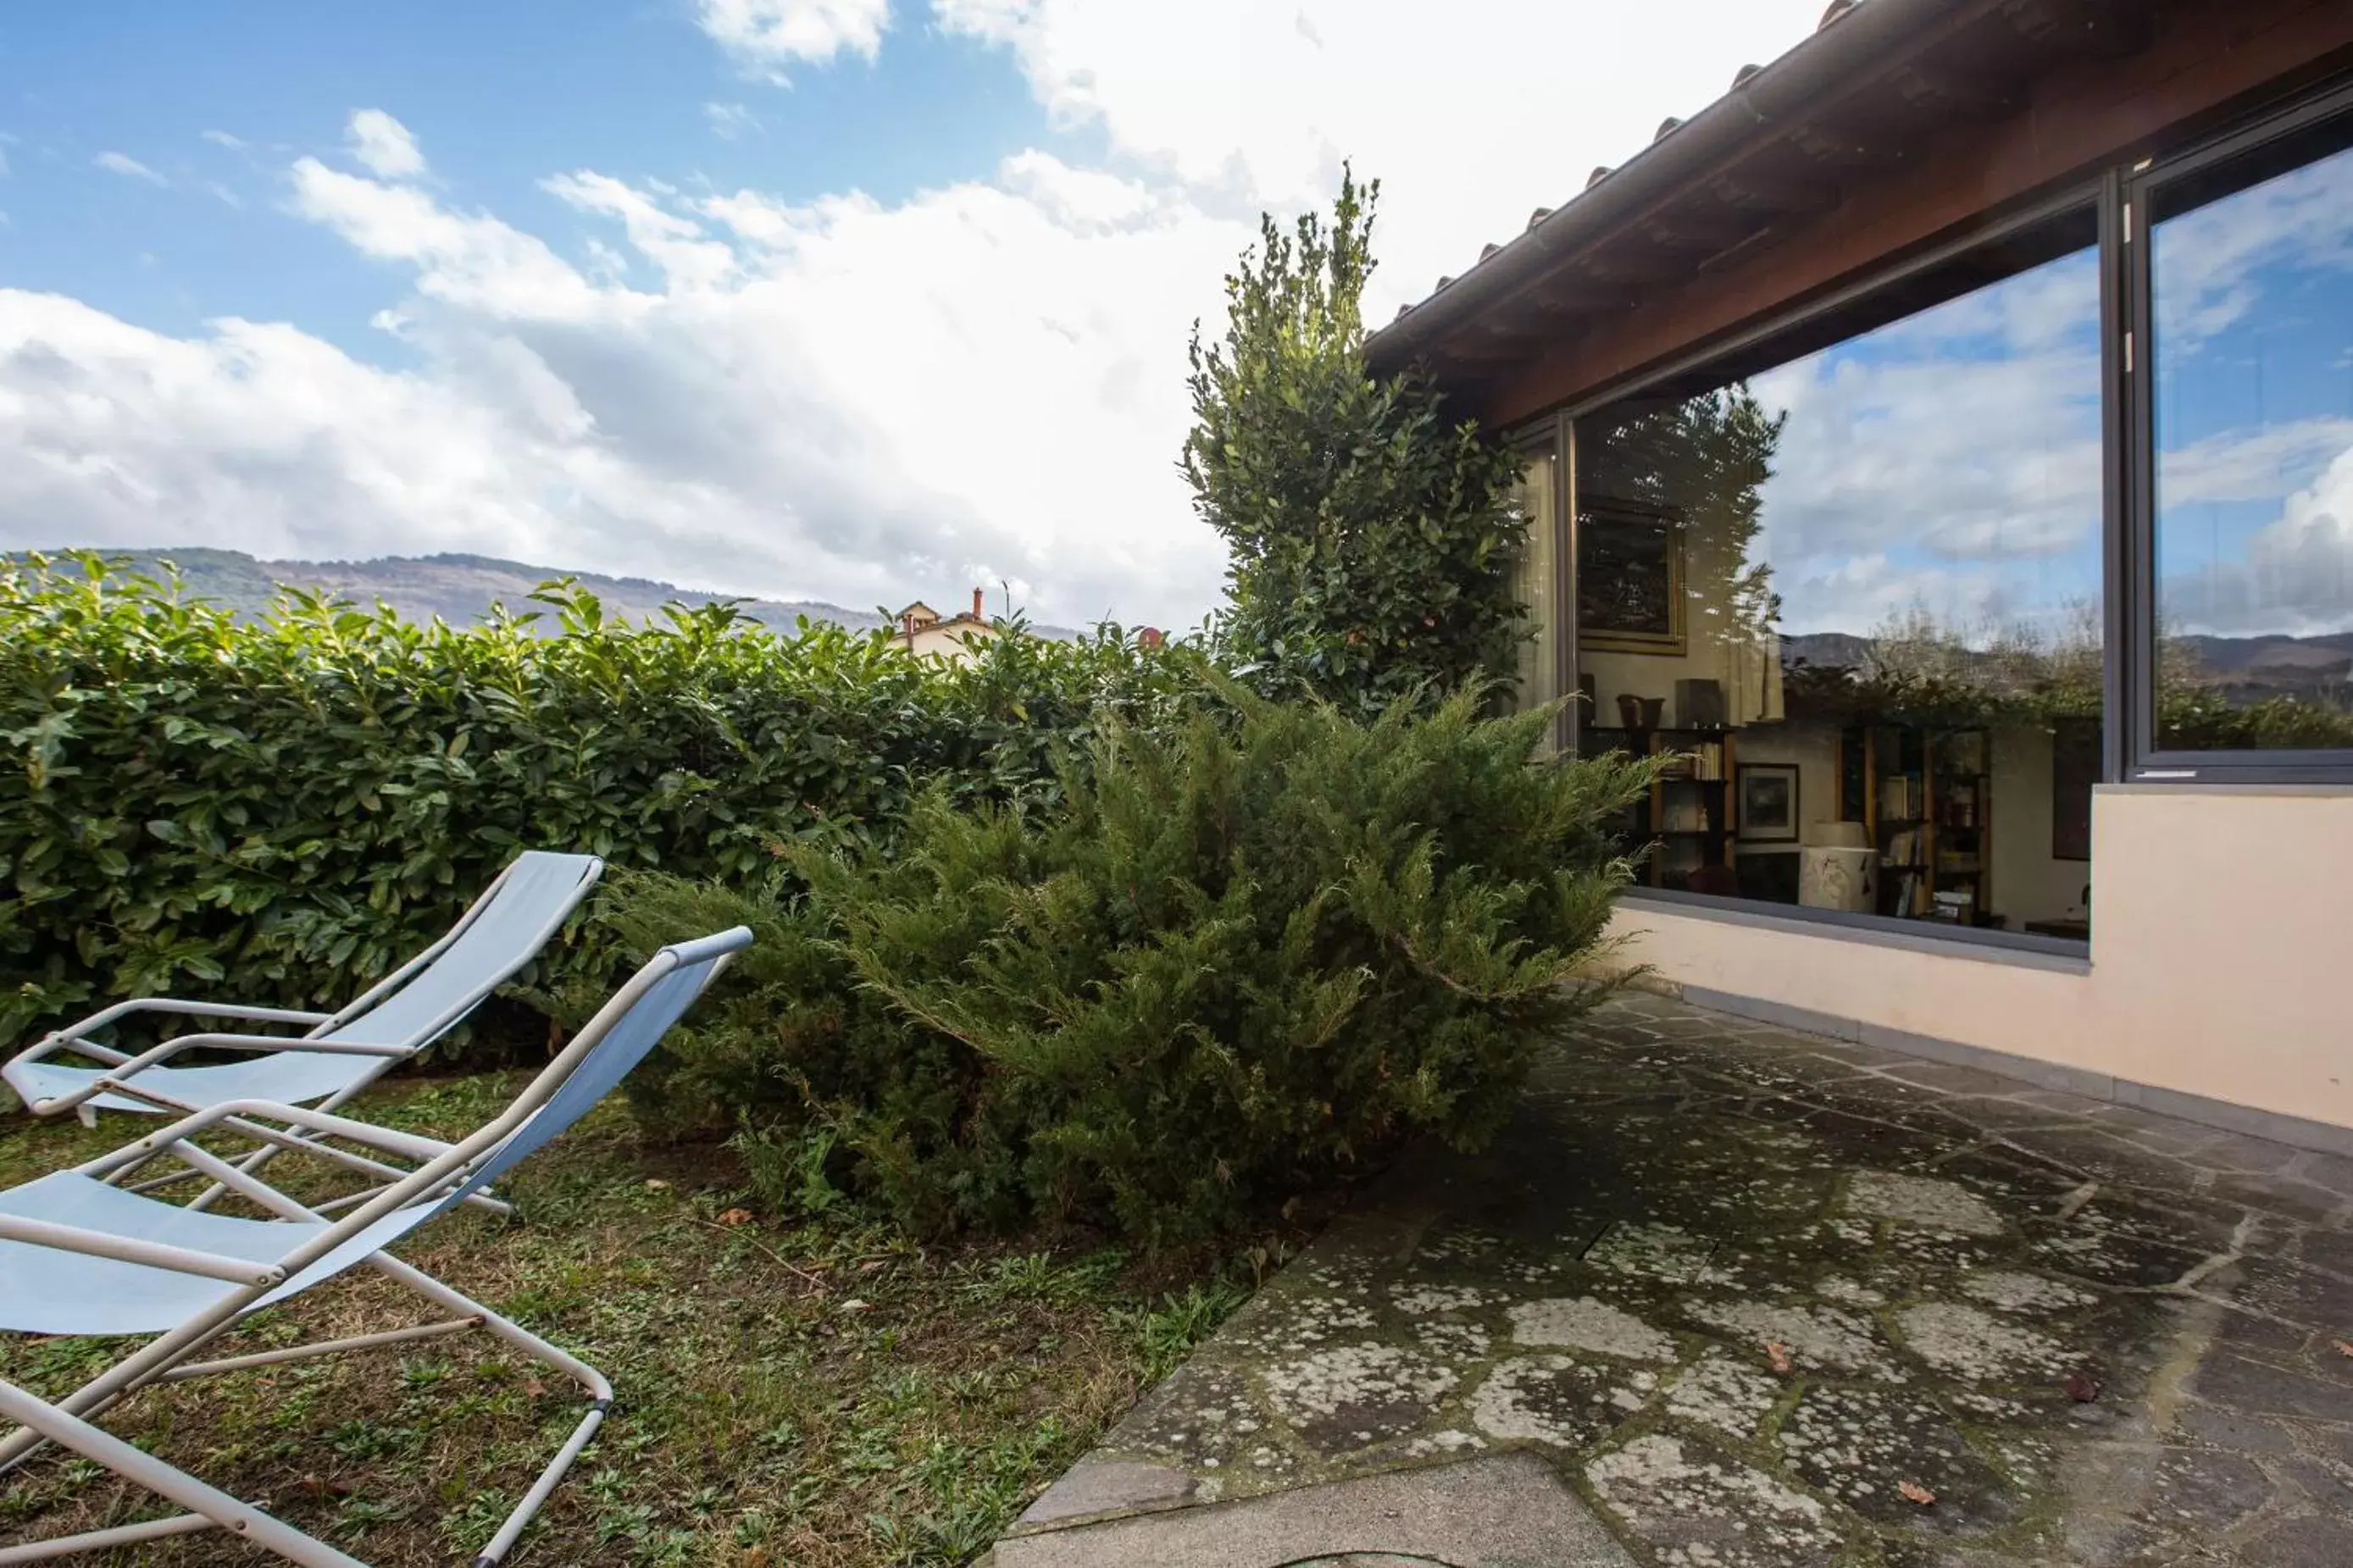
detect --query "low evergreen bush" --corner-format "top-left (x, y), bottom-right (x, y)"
top-left (601, 687), bottom-right (1657, 1245)
top-left (0, 553), bottom-right (1200, 1048)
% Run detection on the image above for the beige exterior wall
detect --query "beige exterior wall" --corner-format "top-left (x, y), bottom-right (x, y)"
top-left (1606, 784), bottom-right (2353, 1131)
top-left (896, 622), bottom-right (998, 665)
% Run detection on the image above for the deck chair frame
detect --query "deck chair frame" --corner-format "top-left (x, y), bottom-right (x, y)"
top-left (5, 850), bottom-right (603, 1127)
top-left (0, 927), bottom-right (749, 1568)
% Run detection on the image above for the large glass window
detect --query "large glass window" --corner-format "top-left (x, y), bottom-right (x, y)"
top-left (2148, 107), bottom-right (2353, 753)
top-left (1573, 211), bottom-right (2104, 939)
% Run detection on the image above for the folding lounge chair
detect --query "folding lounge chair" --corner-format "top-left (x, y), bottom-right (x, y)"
top-left (3, 850), bottom-right (603, 1124)
top-left (0, 925), bottom-right (752, 1568)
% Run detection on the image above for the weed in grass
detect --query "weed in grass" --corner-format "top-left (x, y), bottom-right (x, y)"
top-left (1123, 1279), bottom-right (1256, 1382)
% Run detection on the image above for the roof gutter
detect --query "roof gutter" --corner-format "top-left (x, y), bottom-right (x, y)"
top-left (1362, 0), bottom-right (1995, 369)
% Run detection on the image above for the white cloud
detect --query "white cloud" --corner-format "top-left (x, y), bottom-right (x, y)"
top-left (289, 158), bottom-right (601, 317)
top-left (94, 152), bottom-right (166, 186)
top-left (2162, 440), bottom-right (2353, 637)
top-left (201, 130), bottom-right (247, 151)
top-left (207, 181), bottom-right (244, 210)
top-left (0, 292), bottom-right (598, 566)
top-left (697, 0), bottom-right (891, 78)
top-left (5, 1), bottom-right (1860, 623)
top-left (704, 102), bottom-right (763, 141)
top-left (1740, 249), bottom-right (2107, 638)
top-left (346, 109), bottom-right (426, 180)
top-left (5, 152), bottom-right (1249, 622)
top-left (2151, 150), bottom-right (2353, 352)
top-left (930, 0), bottom-right (1829, 320)
top-left (2160, 418), bottom-right (2353, 508)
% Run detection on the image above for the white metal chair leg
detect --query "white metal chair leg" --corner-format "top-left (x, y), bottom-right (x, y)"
top-left (368, 1255), bottom-right (612, 1566)
top-left (0, 1510), bottom-right (216, 1563)
top-left (0, 1268), bottom-right (611, 1567)
top-left (0, 1382), bottom-right (370, 1567)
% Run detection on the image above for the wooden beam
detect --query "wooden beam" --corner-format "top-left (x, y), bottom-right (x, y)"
top-left (1479, 0), bottom-right (2353, 426)
top-left (1526, 280), bottom-right (1644, 316)
top-left (1711, 171), bottom-right (1843, 215)
top-left (2005, 0), bottom-right (2154, 58)
top-left (1434, 324), bottom-right (1541, 364)
top-left (1890, 62), bottom-right (2018, 118)
top-left (1788, 122), bottom-right (1913, 169)
top-left (1644, 209), bottom-right (1776, 255)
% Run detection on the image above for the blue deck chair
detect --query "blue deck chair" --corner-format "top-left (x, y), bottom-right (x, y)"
top-left (0, 925), bottom-right (752, 1568)
top-left (3, 850), bottom-right (603, 1125)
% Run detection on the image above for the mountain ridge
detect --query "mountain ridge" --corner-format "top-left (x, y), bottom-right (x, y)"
top-left (14, 547), bottom-right (1081, 640)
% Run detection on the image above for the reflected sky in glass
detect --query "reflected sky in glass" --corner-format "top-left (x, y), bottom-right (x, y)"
top-left (1745, 246), bottom-right (2104, 645)
top-left (2154, 139), bottom-right (2353, 642)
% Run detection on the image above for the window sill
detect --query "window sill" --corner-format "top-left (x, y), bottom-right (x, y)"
top-left (1618, 888), bottom-right (2093, 974)
top-left (2108, 780), bottom-right (2353, 796)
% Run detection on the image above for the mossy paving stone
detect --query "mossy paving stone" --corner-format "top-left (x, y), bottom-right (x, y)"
top-left (2202, 1172), bottom-right (2353, 1230)
top-left (1887, 1227), bottom-right (2013, 1273)
top-left (1993, 1127), bottom-right (2211, 1194)
top-left (2204, 1251), bottom-right (2353, 1333)
top-left (1814, 1078), bottom-right (2002, 1142)
top-left (1584, 1431), bottom-right (1862, 1568)
top-left (1778, 1385), bottom-right (2029, 1535)
top-left (2204, 1299), bottom-right (2345, 1370)
top-left (1010, 996), bottom-right (2353, 1568)
top-left (1100, 1361), bottom-right (1285, 1475)
top-left (1260, 1342), bottom-right (1462, 1458)
top-left (1466, 1354), bottom-right (1660, 1452)
top-left (2021, 1217), bottom-right (2211, 1289)
top-left (2186, 1349), bottom-right (2353, 1423)
top-left (1920, 1149), bottom-right (2094, 1217)
top-left (2242, 1514), bottom-right (2353, 1568)
top-left (1738, 1096), bottom-right (1956, 1167)
top-left (2284, 1222), bottom-right (2353, 1279)
top-left (2135, 1446), bottom-right (2279, 1535)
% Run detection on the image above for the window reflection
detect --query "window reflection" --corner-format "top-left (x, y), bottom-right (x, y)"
top-left (1573, 218), bottom-right (2102, 938)
top-left (2151, 115), bottom-right (2353, 751)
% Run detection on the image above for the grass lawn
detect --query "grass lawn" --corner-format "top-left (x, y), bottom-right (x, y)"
top-left (0, 1072), bottom-right (1256, 1566)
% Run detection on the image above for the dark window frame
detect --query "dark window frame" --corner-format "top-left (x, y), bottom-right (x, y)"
top-left (2123, 76), bottom-right (2353, 784)
top-left (1523, 187), bottom-right (2111, 955)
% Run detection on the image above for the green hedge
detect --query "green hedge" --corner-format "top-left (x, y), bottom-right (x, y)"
top-left (0, 554), bottom-right (1201, 1047)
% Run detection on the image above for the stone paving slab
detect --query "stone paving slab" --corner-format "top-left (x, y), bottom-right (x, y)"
top-left (993, 1451), bottom-right (1634, 1567)
top-left (1007, 992), bottom-right (2353, 1567)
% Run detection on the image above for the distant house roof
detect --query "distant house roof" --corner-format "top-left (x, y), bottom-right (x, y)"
top-left (891, 588), bottom-right (1002, 651)
top-left (1362, 0), bottom-right (2198, 413)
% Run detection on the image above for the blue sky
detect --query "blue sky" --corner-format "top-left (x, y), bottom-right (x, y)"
top-left (2153, 139), bottom-right (2353, 637)
top-left (1752, 244), bottom-right (2106, 645)
top-left (0, 1), bottom-right (1879, 623)
top-left (3, 4), bottom-right (1048, 352)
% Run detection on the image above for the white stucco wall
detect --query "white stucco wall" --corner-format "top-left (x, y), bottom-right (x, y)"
top-left (1605, 785), bottom-right (2353, 1132)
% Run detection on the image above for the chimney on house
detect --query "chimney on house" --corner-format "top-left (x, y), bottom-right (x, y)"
top-left (972, 587), bottom-right (985, 620)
